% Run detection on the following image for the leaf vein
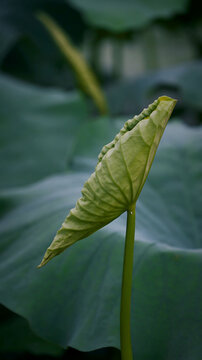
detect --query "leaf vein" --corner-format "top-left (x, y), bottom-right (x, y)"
top-left (85, 180), bottom-right (122, 211)
top-left (119, 138), bottom-right (134, 203)
top-left (95, 170), bottom-right (126, 207)
top-left (105, 155), bottom-right (129, 205)
top-left (77, 199), bottom-right (107, 219)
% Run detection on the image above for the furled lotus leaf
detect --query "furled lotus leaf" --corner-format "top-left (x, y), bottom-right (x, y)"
top-left (38, 96), bottom-right (176, 267)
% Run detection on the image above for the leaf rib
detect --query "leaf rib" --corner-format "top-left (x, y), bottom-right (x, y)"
top-left (77, 200), bottom-right (107, 219)
top-left (133, 134), bottom-right (156, 203)
top-left (138, 122), bottom-right (151, 147)
top-left (85, 180), bottom-right (123, 210)
top-left (82, 192), bottom-right (120, 217)
top-left (119, 138), bottom-right (134, 204)
top-left (95, 171), bottom-right (126, 207)
top-left (105, 155), bottom-right (129, 205)
top-left (69, 210), bottom-right (102, 225)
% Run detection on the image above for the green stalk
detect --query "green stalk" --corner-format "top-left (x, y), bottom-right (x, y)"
top-left (120, 205), bottom-right (136, 360)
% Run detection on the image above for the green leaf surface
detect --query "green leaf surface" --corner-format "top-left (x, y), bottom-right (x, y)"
top-left (0, 306), bottom-right (63, 356)
top-left (0, 74), bottom-right (88, 189)
top-left (69, 0), bottom-right (188, 32)
top-left (39, 96), bottom-right (176, 267)
top-left (0, 122), bottom-right (201, 359)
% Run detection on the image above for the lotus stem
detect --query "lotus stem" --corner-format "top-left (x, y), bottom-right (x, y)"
top-left (120, 205), bottom-right (136, 360)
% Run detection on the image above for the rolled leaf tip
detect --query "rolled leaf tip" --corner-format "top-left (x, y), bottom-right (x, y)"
top-left (38, 95), bottom-right (177, 268)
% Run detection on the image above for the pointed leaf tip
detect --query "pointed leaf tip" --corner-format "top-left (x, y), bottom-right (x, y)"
top-left (38, 96), bottom-right (177, 267)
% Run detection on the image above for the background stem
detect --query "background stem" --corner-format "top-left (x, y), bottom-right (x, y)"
top-left (120, 206), bottom-right (136, 360)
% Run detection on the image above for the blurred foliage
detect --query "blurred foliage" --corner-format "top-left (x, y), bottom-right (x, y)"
top-left (106, 61), bottom-right (202, 118)
top-left (0, 0), bottom-right (202, 359)
top-left (0, 0), bottom-right (85, 88)
top-left (0, 75), bottom-right (88, 189)
top-left (68, 0), bottom-right (189, 32)
top-left (38, 12), bottom-right (108, 114)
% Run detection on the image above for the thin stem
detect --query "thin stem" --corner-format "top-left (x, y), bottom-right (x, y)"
top-left (120, 205), bottom-right (136, 360)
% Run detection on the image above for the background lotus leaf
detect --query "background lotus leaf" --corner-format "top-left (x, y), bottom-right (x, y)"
top-left (0, 75), bottom-right (88, 189)
top-left (0, 305), bottom-right (63, 356)
top-left (69, 0), bottom-right (189, 32)
top-left (106, 61), bottom-right (202, 116)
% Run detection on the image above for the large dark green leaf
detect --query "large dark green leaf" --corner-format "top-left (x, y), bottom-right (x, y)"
top-left (69, 0), bottom-right (188, 32)
top-left (0, 75), bottom-right (88, 189)
top-left (0, 122), bottom-right (201, 359)
top-left (0, 306), bottom-right (63, 356)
